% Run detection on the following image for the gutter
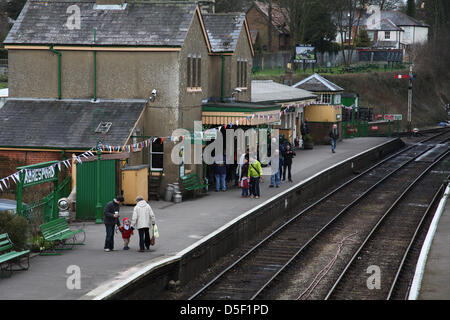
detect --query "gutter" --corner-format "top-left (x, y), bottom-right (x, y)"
top-left (221, 53), bottom-right (225, 102)
top-left (49, 45), bottom-right (62, 99)
top-left (93, 28), bottom-right (97, 101)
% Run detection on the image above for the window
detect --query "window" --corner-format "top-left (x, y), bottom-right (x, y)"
top-left (385, 31), bottom-right (390, 39)
top-left (320, 94), bottom-right (331, 104)
top-left (334, 94), bottom-right (341, 104)
top-left (150, 138), bottom-right (164, 171)
top-left (187, 54), bottom-right (201, 91)
top-left (237, 58), bottom-right (248, 88)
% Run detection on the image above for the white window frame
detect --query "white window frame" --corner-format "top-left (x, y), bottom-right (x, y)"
top-left (150, 139), bottom-right (164, 171)
top-left (321, 94), bottom-right (331, 104)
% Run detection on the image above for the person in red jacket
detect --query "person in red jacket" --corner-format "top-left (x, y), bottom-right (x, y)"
top-left (119, 217), bottom-right (134, 250)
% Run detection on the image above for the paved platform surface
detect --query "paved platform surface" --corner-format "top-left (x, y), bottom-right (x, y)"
top-left (0, 137), bottom-right (392, 300)
top-left (418, 196), bottom-right (450, 300)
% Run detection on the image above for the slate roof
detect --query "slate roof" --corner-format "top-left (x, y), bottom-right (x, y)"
top-left (366, 18), bottom-right (404, 31)
top-left (293, 73), bottom-right (344, 92)
top-left (4, 0), bottom-right (198, 46)
top-left (202, 13), bottom-right (245, 52)
top-left (250, 1), bottom-right (289, 34)
top-left (0, 99), bottom-right (146, 149)
top-left (252, 80), bottom-right (316, 104)
top-left (362, 10), bottom-right (429, 30)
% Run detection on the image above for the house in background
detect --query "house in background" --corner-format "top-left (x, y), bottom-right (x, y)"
top-left (246, 1), bottom-right (291, 53)
top-left (293, 73), bottom-right (344, 144)
top-left (362, 5), bottom-right (429, 50)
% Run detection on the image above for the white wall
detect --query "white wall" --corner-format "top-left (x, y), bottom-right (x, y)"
top-left (400, 26), bottom-right (428, 45)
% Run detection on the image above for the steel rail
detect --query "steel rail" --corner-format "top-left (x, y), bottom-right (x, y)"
top-left (188, 131), bottom-right (449, 300)
top-left (324, 150), bottom-right (450, 300)
top-left (386, 181), bottom-right (446, 300)
top-left (250, 143), bottom-right (445, 299)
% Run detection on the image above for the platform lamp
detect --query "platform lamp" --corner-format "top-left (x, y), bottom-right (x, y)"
top-left (92, 108), bottom-right (106, 224)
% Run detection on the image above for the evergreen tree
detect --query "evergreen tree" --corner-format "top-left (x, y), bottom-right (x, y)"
top-left (406, 0), bottom-right (416, 18)
top-left (355, 29), bottom-right (372, 47)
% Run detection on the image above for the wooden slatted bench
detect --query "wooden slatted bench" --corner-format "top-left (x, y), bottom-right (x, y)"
top-left (179, 173), bottom-right (208, 196)
top-left (39, 218), bottom-right (85, 255)
top-left (0, 233), bottom-right (30, 277)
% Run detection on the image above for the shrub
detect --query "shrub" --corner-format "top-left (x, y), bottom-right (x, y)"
top-left (0, 211), bottom-right (29, 250)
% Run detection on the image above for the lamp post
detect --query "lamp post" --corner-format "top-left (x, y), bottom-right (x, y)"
top-left (95, 140), bottom-right (102, 224)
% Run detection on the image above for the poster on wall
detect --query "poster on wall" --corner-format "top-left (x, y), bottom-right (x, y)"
top-left (294, 45), bottom-right (316, 63)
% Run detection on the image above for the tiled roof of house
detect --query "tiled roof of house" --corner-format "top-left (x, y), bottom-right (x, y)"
top-left (4, 0), bottom-right (198, 46)
top-left (382, 10), bottom-right (429, 27)
top-left (250, 1), bottom-right (289, 34)
top-left (362, 10), bottom-right (429, 30)
top-left (203, 13), bottom-right (245, 52)
top-left (252, 80), bottom-right (316, 103)
top-left (292, 73), bottom-right (344, 92)
top-left (0, 99), bottom-right (146, 149)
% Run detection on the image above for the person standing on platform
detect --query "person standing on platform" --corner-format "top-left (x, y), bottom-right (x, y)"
top-left (282, 145), bottom-right (296, 182)
top-left (240, 158), bottom-right (250, 197)
top-left (131, 196), bottom-right (156, 252)
top-left (248, 156), bottom-right (262, 199)
top-left (214, 150), bottom-right (227, 192)
top-left (269, 149), bottom-right (281, 188)
top-left (329, 123), bottom-right (339, 153)
top-left (103, 196), bottom-right (124, 252)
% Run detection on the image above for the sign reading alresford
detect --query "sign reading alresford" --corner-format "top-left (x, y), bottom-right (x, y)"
top-left (24, 166), bottom-right (56, 186)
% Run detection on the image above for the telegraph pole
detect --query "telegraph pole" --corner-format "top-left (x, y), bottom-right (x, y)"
top-left (407, 64), bottom-right (413, 134)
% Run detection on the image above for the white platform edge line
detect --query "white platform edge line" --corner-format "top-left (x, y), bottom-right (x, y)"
top-left (90, 138), bottom-right (396, 300)
top-left (408, 182), bottom-right (450, 300)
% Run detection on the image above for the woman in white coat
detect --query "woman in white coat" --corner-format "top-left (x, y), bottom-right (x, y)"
top-left (131, 196), bottom-right (156, 252)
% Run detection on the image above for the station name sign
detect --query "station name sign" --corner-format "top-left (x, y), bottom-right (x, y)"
top-left (23, 166), bottom-right (56, 186)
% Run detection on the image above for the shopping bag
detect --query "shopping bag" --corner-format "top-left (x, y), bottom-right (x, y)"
top-left (150, 236), bottom-right (155, 246)
top-left (153, 224), bottom-right (159, 238)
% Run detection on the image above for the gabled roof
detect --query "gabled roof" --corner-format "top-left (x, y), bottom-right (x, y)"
top-left (252, 80), bottom-right (316, 104)
top-left (202, 13), bottom-right (245, 53)
top-left (293, 73), bottom-right (344, 92)
top-left (366, 18), bottom-right (404, 31)
top-left (362, 9), bottom-right (429, 30)
top-left (0, 99), bottom-right (146, 149)
top-left (382, 10), bottom-right (429, 27)
top-left (249, 1), bottom-right (289, 34)
top-left (4, 0), bottom-right (201, 47)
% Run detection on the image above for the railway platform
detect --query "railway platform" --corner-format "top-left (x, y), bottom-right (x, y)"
top-left (0, 137), bottom-right (401, 300)
top-left (415, 187), bottom-right (450, 300)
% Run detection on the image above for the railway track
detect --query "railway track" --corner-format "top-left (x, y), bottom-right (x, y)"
top-left (188, 130), bottom-right (450, 300)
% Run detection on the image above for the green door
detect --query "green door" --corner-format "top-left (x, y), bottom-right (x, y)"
top-left (76, 160), bottom-right (116, 220)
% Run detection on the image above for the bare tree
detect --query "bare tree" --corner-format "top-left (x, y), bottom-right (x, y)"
top-left (331, 0), bottom-right (368, 66)
top-left (277, 0), bottom-right (314, 45)
top-left (369, 0), bottom-right (401, 10)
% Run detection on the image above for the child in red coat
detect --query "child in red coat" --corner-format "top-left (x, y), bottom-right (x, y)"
top-left (119, 217), bottom-right (134, 250)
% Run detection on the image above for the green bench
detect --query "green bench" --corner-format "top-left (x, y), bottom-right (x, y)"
top-left (0, 233), bottom-right (30, 277)
top-left (179, 173), bottom-right (208, 195)
top-left (39, 218), bottom-right (85, 255)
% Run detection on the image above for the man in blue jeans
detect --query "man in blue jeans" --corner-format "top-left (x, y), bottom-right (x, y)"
top-left (214, 151), bottom-right (227, 191)
top-left (329, 123), bottom-right (339, 153)
top-left (103, 196), bottom-right (124, 252)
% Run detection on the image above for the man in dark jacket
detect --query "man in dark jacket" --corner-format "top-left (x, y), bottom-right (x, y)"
top-left (103, 196), bottom-right (124, 252)
top-left (329, 123), bottom-right (339, 153)
top-left (282, 144), bottom-right (296, 182)
top-left (214, 151), bottom-right (227, 191)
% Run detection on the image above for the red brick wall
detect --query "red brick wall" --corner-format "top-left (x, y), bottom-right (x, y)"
top-left (0, 150), bottom-right (63, 178)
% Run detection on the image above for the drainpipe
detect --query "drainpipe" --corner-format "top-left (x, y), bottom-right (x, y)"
top-left (220, 53), bottom-right (225, 102)
top-left (93, 28), bottom-right (97, 101)
top-left (49, 45), bottom-right (62, 99)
